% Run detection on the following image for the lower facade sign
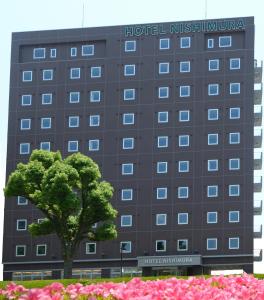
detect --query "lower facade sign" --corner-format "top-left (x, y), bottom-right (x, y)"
top-left (137, 255), bottom-right (201, 267)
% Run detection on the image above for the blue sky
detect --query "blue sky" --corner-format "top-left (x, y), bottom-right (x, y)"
top-left (0, 0), bottom-right (263, 277)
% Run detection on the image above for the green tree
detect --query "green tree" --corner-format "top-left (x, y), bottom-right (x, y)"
top-left (4, 150), bottom-right (117, 278)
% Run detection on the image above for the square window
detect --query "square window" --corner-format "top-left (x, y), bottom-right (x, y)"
top-left (159, 38), bottom-right (170, 50)
top-left (88, 139), bottom-right (100, 151)
top-left (17, 196), bottom-right (28, 205)
top-left (229, 107), bottom-right (240, 119)
top-left (208, 159), bottom-right (218, 171)
top-left (86, 242), bottom-right (96, 254)
top-left (158, 111), bottom-right (168, 123)
top-left (16, 219), bottom-right (27, 231)
top-left (156, 187), bottom-right (167, 199)
top-left (33, 48), bottom-right (45, 59)
top-left (208, 109), bottom-right (219, 120)
top-left (159, 62), bottom-right (169, 74)
top-left (230, 83), bottom-right (240, 94)
top-left (40, 142), bottom-right (51, 151)
top-left (156, 240), bottom-right (166, 252)
top-left (121, 189), bottom-right (133, 201)
top-left (179, 135), bottom-right (189, 147)
top-left (69, 116), bottom-right (79, 128)
top-left (121, 215), bottom-right (132, 227)
top-left (22, 71), bottom-right (32, 82)
top-left (125, 40), bottom-right (136, 52)
top-left (157, 136), bottom-right (168, 148)
top-left (178, 213), bottom-right (188, 225)
top-left (71, 47), bottom-right (77, 57)
top-left (20, 119), bottom-right (31, 130)
top-left (20, 143), bottom-right (30, 155)
top-left (229, 211), bottom-right (240, 223)
top-left (180, 61), bottom-right (190, 73)
top-left (207, 185), bottom-right (218, 197)
top-left (157, 161), bottom-right (168, 174)
top-left (50, 48), bottom-right (56, 58)
top-left (179, 85), bottom-right (190, 97)
top-left (180, 37), bottom-right (191, 48)
top-left (208, 84), bottom-right (219, 96)
top-left (122, 137), bottom-right (134, 150)
top-left (219, 36), bottom-right (231, 47)
top-left (178, 187), bottom-right (189, 199)
top-left (16, 245), bottom-right (26, 257)
top-left (207, 212), bottom-right (218, 224)
top-left (89, 115), bottom-right (100, 127)
top-left (36, 244), bottom-right (47, 256)
top-left (21, 95), bottom-right (32, 106)
top-left (229, 132), bottom-right (240, 144)
top-left (68, 140), bottom-right (78, 152)
top-left (229, 184), bottom-right (240, 196)
top-left (177, 239), bottom-right (188, 251)
top-left (70, 68), bottom-right (80, 79)
top-left (122, 163), bottom-right (134, 175)
top-left (230, 58), bottom-right (240, 70)
top-left (156, 214), bottom-right (167, 225)
top-left (41, 117), bottom-right (51, 129)
top-left (158, 87), bottom-right (169, 99)
top-left (91, 66), bottom-right (101, 78)
top-left (90, 90), bottom-right (101, 102)
top-left (208, 133), bottom-right (218, 145)
top-left (179, 110), bottom-right (190, 122)
top-left (42, 69), bottom-right (53, 81)
top-left (124, 64), bottom-right (135, 76)
top-left (207, 238), bottom-right (217, 250)
top-left (42, 93), bottom-right (52, 105)
top-left (120, 241), bottom-right (131, 253)
top-left (208, 59), bottom-right (219, 71)
top-left (123, 113), bottom-right (134, 125)
top-left (178, 161), bottom-right (189, 172)
top-left (229, 158), bottom-right (240, 170)
top-left (207, 38), bottom-right (214, 49)
top-left (69, 92), bottom-right (80, 103)
top-left (124, 89), bottom-right (135, 101)
top-left (229, 237), bottom-right (239, 249)
top-left (82, 45), bottom-right (94, 56)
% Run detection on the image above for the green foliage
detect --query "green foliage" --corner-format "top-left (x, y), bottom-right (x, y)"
top-left (4, 150), bottom-right (118, 277)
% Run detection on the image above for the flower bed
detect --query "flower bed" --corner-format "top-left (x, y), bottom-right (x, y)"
top-left (0, 274), bottom-right (263, 299)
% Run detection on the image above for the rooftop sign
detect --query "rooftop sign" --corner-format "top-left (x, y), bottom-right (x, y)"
top-left (124, 19), bottom-right (245, 37)
top-left (137, 255), bottom-right (202, 267)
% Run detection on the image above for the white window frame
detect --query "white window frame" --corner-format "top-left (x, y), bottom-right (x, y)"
top-left (156, 240), bottom-right (166, 252)
top-left (70, 47), bottom-right (77, 57)
top-left (229, 107), bottom-right (240, 119)
top-left (88, 139), bottom-right (100, 151)
top-left (124, 64), bottom-right (136, 76)
top-left (207, 238), bottom-right (217, 250)
top-left (230, 83), bottom-right (240, 94)
top-left (208, 159), bottom-right (218, 171)
top-left (20, 119), bottom-right (31, 130)
top-left (21, 95), bottom-right (32, 106)
top-left (86, 242), bottom-right (96, 254)
top-left (22, 71), bottom-right (33, 82)
top-left (156, 214), bottom-right (167, 226)
top-left (207, 38), bottom-right (214, 49)
top-left (177, 239), bottom-right (188, 251)
top-left (158, 87), bottom-right (169, 99)
top-left (122, 137), bottom-right (134, 150)
top-left (16, 245), bottom-right (26, 257)
top-left (19, 143), bottom-right (30, 155)
top-left (180, 37), bottom-right (191, 48)
top-left (41, 93), bottom-right (53, 105)
top-left (17, 196), bottom-right (28, 205)
top-left (41, 117), bottom-right (51, 129)
top-left (121, 189), bottom-right (133, 201)
top-left (179, 85), bottom-right (190, 97)
top-left (208, 59), bottom-right (219, 71)
top-left (178, 161), bottom-right (189, 173)
top-left (33, 48), bottom-right (46, 59)
top-left (179, 110), bottom-right (190, 122)
top-left (208, 109), bottom-right (219, 120)
top-left (69, 92), bottom-right (80, 103)
top-left (40, 142), bottom-right (51, 151)
top-left (208, 84), bottom-right (219, 96)
top-left (70, 68), bottom-right (80, 79)
top-left (219, 36), bottom-right (232, 48)
top-left (90, 90), bottom-right (101, 102)
top-left (178, 213), bottom-right (188, 225)
top-left (125, 40), bottom-right (136, 52)
top-left (158, 62), bottom-right (170, 74)
top-left (121, 215), bottom-right (132, 227)
top-left (120, 241), bottom-right (131, 253)
top-left (229, 211), bottom-right (240, 223)
top-left (229, 158), bottom-right (240, 170)
top-left (229, 237), bottom-right (239, 249)
top-left (68, 116), bottom-right (79, 128)
top-left (89, 115), bottom-right (100, 127)
top-left (157, 161), bottom-right (168, 174)
top-left (156, 187), bottom-right (167, 199)
top-left (178, 186), bottom-right (189, 199)
top-left (123, 113), bottom-right (135, 125)
top-left (229, 184), bottom-right (240, 196)
top-left (207, 185), bottom-right (218, 197)
top-left (50, 48), bottom-right (56, 58)
top-left (157, 136), bottom-right (168, 148)
top-left (229, 132), bottom-right (240, 144)
top-left (159, 38), bottom-right (170, 50)
top-left (180, 61), bottom-right (190, 73)
top-left (68, 140), bottom-right (78, 152)
top-left (123, 88), bottom-right (135, 101)
top-left (91, 66), bottom-right (101, 78)
top-left (158, 111), bottom-right (168, 123)
top-left (16, 219), bottom-right (27, 231)
top-left (179, 135), bottom-right (190, 147)
top-left (230, 58), bottom-right (240, 70)
top-left (208, 133), bottom-right (219, 145)
top-left (121, 163), bottom-right (134, 175)
top-left (36, 244), bottom-right (47, 256)
top-left (82, 45), bottom-right (94, 56)
top-left (207, 212), bottom-right (218, 224)
top-left (42, 69), bottom-right (53, 81)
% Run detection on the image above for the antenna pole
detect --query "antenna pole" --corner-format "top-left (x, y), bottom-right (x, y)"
top-left (82, 2), bottom-right (85, 27)
top-left (205, 0), bottom-right (207, 19)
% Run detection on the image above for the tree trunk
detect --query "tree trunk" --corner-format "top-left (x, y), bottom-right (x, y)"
top-left (63, 257), bottom-right (73, 279)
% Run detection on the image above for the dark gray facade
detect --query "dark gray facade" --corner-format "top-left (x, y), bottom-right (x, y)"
top-left (3, 17), bottom-right (256, 280)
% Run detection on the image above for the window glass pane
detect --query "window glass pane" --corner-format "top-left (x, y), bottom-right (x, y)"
top-left (180, 86), bottom-right (190, 97)
top-left (178, 239), bottom-right (188, 251)
top-left (207, 238), bottom-right (217, 250)
top-left (179, 110), bottom-right (190, 122)
top-left (208, 160), bottom-right (218, 171)
top-left (229, 107), bottom-right (240, 119)
top-left (230, 58), bottom-right (240, 70)
top-left (157, 162), bottom-right (167, 173)
top-left (208, 109), bottom-right (219, 120)
top-left (207, 185), bottom-right (218, 197)
top-left (208, 59), bottom-right (219, 71)
top-left (121, 189), bottom-right (133, 201)
top-left (158, 87), bottom-right (169, 99)
top-left (230, 83), bottom-right (240, 94)
top-left (22, 71), bottom-right (32, 82)
top-left (124, 89), bottom-right (135, 100)
top-left (89, 115), bottom-right (100, 127)
top-left (33, 48), bottom-right (45, 59)
top-left (91, 67), bottom-right (101, 78)
top-left (207, 39), bottom-right (214, 48)
top-left (157, 136), bottom-right (168, 148)
top-left (159, 38), bottom-right (170, 49)
top-left (219, 36), bottom-right (231, 47)
top-left (21, 95), bottom-right (32, 106)
top-left (157, 187), bottom-right (167, 199)
top-left (181, 37), bottom-right (191, 48)
top-left (208, 84), bottom-right (219, 95)
top-left (69, 92), bottom-right (80, 103)
top-left (179, 135), bottom-right (189, 147)
top-left (158, 112), bottom-right (168, 123)
top-left (88, 139), bottom-right (99, 151)
top-left (68, 141), bottom-right (78, 152)
top-left (159, 63), bottom-right (169, 74)
top-left (120, 241), bottom-right (131, 253)
top-left (156, 240), bottom-right (166, 251)
top-left (124, 65), bottom-right (135, 76)
top-left (180, 61), bottom-right (190, 72)
top-left (82, 45), bottom-right (94, 56)
top-left (43, 69), bottom-right (53, 80)
top-left (178, 161), bottom-right (189, 172)
top-left (178, 187), bottom-right (189, 198)
top-left (42, 93), bottom-right (52, 105)
top-left (70, 68), bottom-right (80, 79)
top-left (125, 41), bottom-right (136, 52)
